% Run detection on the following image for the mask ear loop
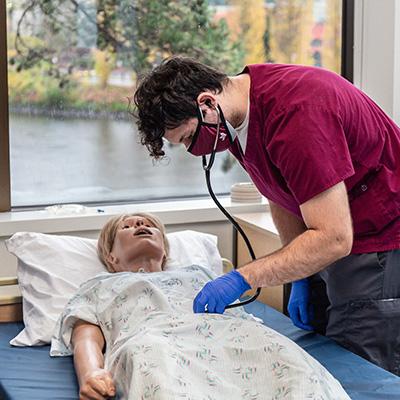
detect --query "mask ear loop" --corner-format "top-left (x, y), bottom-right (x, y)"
top-left (202, 104), bottom-right (221, 172)
top-left (212, 106), bottom-right (221, 152)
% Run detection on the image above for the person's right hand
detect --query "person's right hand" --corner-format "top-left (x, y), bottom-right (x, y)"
top-left (287, 278), bottom-right (314, 331)
top-left (79, 368), bottom-right (116, 400)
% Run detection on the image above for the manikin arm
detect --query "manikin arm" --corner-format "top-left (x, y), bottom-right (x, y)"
top-left (71, 320), bottom-right (116, 400)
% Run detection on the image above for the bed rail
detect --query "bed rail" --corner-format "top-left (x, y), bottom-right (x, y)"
top-left (221, 258), bottom-right (234, 273)
top-left (0, 276), bottom-right (22, 323)
top-left (0, 277), bottom-right (18, 287)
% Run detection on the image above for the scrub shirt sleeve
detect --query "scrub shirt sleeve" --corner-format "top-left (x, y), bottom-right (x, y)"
top-left (266, 105), bottom-right (355, 205)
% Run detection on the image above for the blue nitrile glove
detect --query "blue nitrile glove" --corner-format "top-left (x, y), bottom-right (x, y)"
top-left (288, 279), bottom-right (314, 331)
top-left (193, 270), bottom-right (251, 314)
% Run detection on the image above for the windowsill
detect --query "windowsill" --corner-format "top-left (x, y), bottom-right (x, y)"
top-left (0, 197), bottom-right (269, 236)
top-left (233, 212), bottom-right (279, 236)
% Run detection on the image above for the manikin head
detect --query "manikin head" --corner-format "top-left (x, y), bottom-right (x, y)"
top-left (97, 213), bottom-right (169, 273)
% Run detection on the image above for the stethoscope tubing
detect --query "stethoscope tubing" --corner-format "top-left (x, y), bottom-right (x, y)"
top-left (202, 154), bottom-right (261, 309)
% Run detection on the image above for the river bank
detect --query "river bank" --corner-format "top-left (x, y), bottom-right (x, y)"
top-left (9, 104), bottom-right (132, 121)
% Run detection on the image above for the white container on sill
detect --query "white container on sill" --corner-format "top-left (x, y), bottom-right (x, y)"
top-left (230, 182), bottom-right (262, 203)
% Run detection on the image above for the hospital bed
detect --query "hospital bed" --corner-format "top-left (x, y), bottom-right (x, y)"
top-left (1, 270), bottom-right (400, 400)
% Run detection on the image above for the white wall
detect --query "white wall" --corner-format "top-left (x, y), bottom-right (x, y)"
top-left (354, 0), bottom-right (400, 124)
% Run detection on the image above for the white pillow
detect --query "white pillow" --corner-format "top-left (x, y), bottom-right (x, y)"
top-left (5, 230), bottom-right (222, 347)
top-left (165, 230), bottom-right (222, 274)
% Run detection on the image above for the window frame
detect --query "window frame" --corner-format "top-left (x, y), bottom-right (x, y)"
top-left (0, 0), bottom-right (354, 212)
top-left (0, 3), bottom-right (10, 212)
top-left (341, 0), bottom-right (355, 82)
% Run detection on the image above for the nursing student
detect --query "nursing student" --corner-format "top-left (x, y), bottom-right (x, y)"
top-left (133, 57), bottom-right (400, 375)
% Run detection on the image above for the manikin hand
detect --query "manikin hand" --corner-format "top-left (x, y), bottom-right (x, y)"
top-left (193, 269), bottom-right (251, 314)
top-left (287, 278), bottom-right (314, 331)
top-left (79, 368), bottom-right (116, 400)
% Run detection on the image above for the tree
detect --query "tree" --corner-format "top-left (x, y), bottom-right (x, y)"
top-left (263, 12), bottom-right (273, 63)
top-left (133, 0), bottom-right (244, 74)
top-left (269, 0), bottom-right (313, 65)
top-left (295, 0), bottom-right (313, 66)
top-left (230, 0), bottom-right (266, 65)
top-left (323, 0), bottom-right (342, 73)
top-left (10, 0), bottom-right (244, 81)
top-left (93, 49), bottom-right (115, 88)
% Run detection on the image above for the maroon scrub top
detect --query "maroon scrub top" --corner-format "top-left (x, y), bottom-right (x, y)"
top-left (229, 64), bottom-right (400, 254)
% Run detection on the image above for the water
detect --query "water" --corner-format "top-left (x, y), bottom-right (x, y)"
top-left (9, 114), bottom-right (250, 207)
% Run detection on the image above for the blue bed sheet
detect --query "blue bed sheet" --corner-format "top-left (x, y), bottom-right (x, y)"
top-left (245, 301), bottom-right (400, 400)
top-left (0, 301), bottom-right (399, 399)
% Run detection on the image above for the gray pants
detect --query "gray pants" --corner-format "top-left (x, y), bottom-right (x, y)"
top-left (309, 249), bottom-right (400, 375)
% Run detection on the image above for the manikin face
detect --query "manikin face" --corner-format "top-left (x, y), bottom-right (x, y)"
top-left (108, 216), bottom-right (166, 273)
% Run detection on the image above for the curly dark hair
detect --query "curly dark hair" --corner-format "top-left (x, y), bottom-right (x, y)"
top-left (133, 56), bottom-right (229, 159)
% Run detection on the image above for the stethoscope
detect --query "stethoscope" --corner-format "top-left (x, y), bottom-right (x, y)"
top-left (202, 105), bottom-right (261, 309)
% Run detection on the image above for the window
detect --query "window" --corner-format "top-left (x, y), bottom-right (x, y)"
top-left (1, 0), bottom-right (346, 209)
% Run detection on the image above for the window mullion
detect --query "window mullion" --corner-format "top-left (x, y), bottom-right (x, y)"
top-left (0, 1), bottom-right (11, 212)
top-left (341, 0), bottom-right (355, 82)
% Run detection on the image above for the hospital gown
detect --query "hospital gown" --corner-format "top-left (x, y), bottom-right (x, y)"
top-left (51, 265), bottom-right (350, 400)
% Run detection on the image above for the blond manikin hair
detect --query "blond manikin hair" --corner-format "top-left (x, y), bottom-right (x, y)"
top-left (97, 213), bottom-right (170, 272)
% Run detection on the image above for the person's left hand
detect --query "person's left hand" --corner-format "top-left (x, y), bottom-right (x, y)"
top-left (193, 270), bottom-right (251, 314)
top-left (287, 278), bottom-right (314, 331)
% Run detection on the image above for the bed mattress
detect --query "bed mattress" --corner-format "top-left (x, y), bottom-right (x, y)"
top-left (0, 301), bottom-right (399, 400)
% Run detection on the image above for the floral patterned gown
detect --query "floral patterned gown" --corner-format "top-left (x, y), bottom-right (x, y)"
top-left (51, 265), bottom-right (350, 400)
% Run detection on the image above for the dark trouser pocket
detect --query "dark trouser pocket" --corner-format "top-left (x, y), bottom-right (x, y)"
top-left (340, 298), bottom-right (400, 375)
